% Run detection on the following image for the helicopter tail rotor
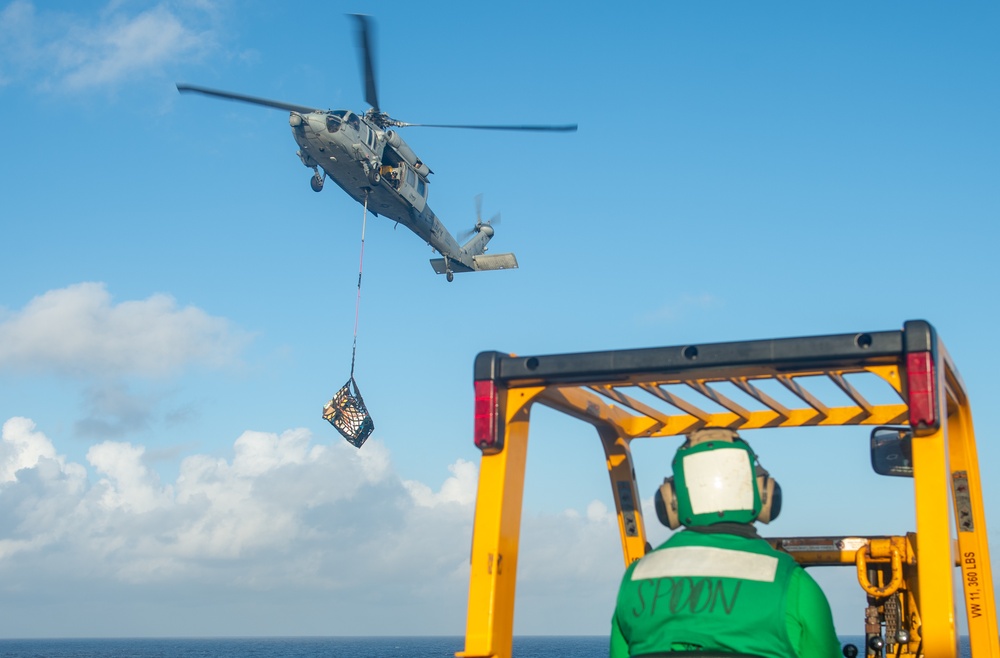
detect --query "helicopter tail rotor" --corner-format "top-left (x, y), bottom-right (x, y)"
top-left (459, 194), bottom-right (501, 242)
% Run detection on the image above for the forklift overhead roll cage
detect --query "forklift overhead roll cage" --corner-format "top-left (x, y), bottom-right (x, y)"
top-left (459, 320), bottom-right (997, 658)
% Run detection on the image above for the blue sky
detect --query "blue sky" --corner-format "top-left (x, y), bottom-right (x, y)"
top-left (1, 0), bottom-right (999, 640)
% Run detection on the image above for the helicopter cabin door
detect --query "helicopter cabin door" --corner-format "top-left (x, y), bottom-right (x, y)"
top-left (397, 163), bottom-right (427, 213)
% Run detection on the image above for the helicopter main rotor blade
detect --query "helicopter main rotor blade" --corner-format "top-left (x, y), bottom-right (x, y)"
top-left (397, 122), bottom-right (578, 132)
top-left (352, 14), bottom-right (380, 113)
top-left (176, 83), bottom-right (322, 115)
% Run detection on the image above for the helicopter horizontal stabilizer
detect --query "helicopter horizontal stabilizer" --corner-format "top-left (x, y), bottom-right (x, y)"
top-left (429, 253), bottom-right (518, 277)
top-left (472, 253), bottom-right (518, 271)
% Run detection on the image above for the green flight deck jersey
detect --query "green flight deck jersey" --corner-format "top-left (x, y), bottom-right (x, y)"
top-left (611, 528), bottom-right (841, 658)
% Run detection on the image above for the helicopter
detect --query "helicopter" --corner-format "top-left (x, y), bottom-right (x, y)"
top-left (177, 15), bottom-right (576, 282)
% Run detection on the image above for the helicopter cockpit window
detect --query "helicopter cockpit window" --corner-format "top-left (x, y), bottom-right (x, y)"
top-left (417, 179), bottom-right (426, 197)
top-left (346, 113), bottom-right (360, 130)
top-left (326, 115), bottom-right (341, 133)
top-left (406, 169), bottom-right (416, 187)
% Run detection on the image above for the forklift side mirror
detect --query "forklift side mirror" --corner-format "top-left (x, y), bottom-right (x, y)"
top-left (870, 426), bottom-right (914, 478)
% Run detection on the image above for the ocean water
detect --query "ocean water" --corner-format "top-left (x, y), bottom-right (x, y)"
top-left (0, 635), bottom-right (973, 657)
top-left (0, 636), bottom-right (601, 657)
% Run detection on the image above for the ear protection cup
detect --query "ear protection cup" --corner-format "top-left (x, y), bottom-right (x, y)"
top-left (755, 465), bottom-right (782, 524)
top-left (654, 478), bottom-right (681, 529)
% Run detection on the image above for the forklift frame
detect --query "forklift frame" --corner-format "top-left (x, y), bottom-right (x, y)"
top-left (459, 320), bottom-right (997, 658)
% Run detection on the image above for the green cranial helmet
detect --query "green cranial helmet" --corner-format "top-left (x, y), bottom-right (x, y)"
top-left (655, 428), bottom-right (781, 529)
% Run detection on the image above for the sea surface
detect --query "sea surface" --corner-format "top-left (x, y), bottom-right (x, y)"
top-left (0, 635), bottom-right (973, 656)
top-left (0, 636), bottom-right (595, 657)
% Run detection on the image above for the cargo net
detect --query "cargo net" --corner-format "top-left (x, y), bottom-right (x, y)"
top-left (323, 377), bottom-right (374, 448)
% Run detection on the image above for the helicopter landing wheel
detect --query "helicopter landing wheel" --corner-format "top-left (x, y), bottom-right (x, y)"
top-left (446, 272), bottom-right (454, 282)
top-left (367, 167), bottom-right (381, 185)
top-left (310, 173), bottom-right (324, 192)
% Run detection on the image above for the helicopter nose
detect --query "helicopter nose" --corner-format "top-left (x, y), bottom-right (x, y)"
top-left (289, 113), bottom-right (303, 127)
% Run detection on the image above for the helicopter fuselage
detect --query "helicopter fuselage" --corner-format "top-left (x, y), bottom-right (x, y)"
top-left (176, 14), bottom-right (577, 280)
top-left (290, 109), bottom-right (487, 268)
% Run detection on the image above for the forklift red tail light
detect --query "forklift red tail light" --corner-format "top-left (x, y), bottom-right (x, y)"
top-left (474, 380), bottom-right (501, 453)
top-left (906, 351), bottom-right (937, 431)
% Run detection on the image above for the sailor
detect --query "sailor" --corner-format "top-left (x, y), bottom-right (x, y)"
top-left (610, 428), bottom-right (841, 658)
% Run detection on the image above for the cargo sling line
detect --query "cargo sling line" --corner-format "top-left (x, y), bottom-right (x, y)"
top-left (322, 191), bottom-right (375, 448)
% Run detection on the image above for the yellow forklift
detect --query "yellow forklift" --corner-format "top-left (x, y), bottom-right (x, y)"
top-left (458, 320), bottom-right (997, 658)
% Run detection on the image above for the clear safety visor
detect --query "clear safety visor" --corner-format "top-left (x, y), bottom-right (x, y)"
top-left (682, 447), bottom-right (755, 515)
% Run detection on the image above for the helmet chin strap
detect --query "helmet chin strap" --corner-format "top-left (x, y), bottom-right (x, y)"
top-left (687, 522), bottom-right (761, 539)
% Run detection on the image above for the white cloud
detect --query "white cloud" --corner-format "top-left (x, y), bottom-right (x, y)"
top-left (0, 418), bottom-right (90, 561)
top-left (0, 282), bottom-right (248, 378)
top-left (518, 501), bottom-right (621, 591)
top-left (57, 4), bottom-right (207, 90)
top-left (0, 417), bottom-right (625, 636)
top-left (0, 1), bottom-right (215, 91)
top-left (0, 419), bottom-right (430, 585)
top-left (0, 417), bottom-right (56, 483)
top-left (0, 1), bottom-right (36, 87)
top-left (403, 458), bottom-right (478, 508)
top-left (0, 417), bottom-right (85, 484)
top-left (88, 440), bottom-right (172, 514)
top-left (74, 381), bottom-right (162, 439)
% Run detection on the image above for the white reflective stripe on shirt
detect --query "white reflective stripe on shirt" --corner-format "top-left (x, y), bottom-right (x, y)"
top-left (631, 545), bottom-right (778, 582)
